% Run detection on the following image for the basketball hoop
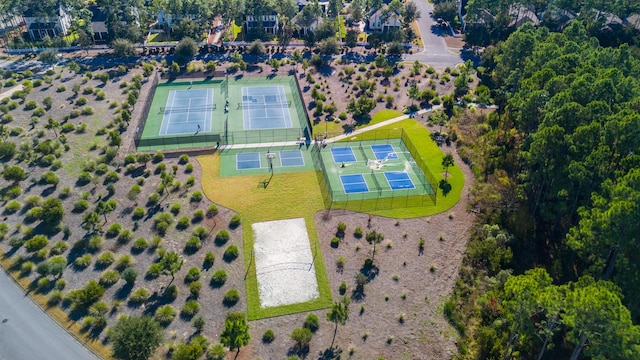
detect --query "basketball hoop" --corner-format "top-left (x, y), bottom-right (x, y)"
top-left (266, 152), bottom-right (276, 172)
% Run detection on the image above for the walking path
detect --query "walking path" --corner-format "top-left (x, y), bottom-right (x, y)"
top-left (0, 84), bottom-right (23, 101)
top-left (221, 106), bottom-right (442, 150)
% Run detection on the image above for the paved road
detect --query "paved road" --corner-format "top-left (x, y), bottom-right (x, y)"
top-left (405, 0), bottom-right (466, 67)
top-left (0, 269), bottom-right (101, 360)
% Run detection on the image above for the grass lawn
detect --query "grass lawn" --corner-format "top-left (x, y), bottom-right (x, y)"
top-left (0, 251), bottom-right (114, 360)
top-left (197, 154), bottom-right (333, 320)
top-left (336, 15), bottom-right (346, 39)
top-left (231, 21), bottom-right (242, 41)
top-left (337, 118), bottom-right (464, 218)
top-left (147, 32), bottom-right (176, 43)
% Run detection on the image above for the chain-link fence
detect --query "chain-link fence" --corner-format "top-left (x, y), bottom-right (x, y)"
top-left (310, 128), bottom-right (437, 212)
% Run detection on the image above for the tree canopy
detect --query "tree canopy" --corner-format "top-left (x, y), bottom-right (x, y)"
top-left (109, 316), bottom-right (163, 360)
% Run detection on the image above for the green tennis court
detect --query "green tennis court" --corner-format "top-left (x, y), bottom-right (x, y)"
top-left (136, 76), bottom-right (311, 152)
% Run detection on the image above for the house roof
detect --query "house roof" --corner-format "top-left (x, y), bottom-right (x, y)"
top-left (89, 6), bottom-right (107, 23)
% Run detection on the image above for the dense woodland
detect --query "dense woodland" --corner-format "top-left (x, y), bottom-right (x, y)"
top-left (448, 20), bottom-right (640, 359)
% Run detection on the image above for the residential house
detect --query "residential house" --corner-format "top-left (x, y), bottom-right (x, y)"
top-left (509, 7), bottom-right (540, 27)
top-left (245, 13), bottom-right (279, 34)
top-left (23, 2), bottom-right (72, 40)
top-left (89, 6), bottom-right (108, 42)
top-left (368, 8), bottom-right (402, 32)
top-left (294, 14), bottom-right (321, 36)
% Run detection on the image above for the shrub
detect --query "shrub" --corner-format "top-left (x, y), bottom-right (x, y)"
top-left (74, 254), bottom-right (93, 268)
top-left (206, 205), bottom-right (218, 218)
top-left (354, 227), bottom-right (363, 238)
top-left (48, 290), bottom-right (63, 305)
top-left (330, 237), bottom-right (340, 248)
top-left (96, 251), bottom-right (115, 267)
top-left (121, 267), bottom-right (138, 285)
top-left (170, 203), bottom-right (181, 215)
top-left (303, 314), bottom-right (319, 332)
top-left (215, 230), bottom-right (230, 246)
top-left (56, 85), bottom-right (66, 92)
top-left (50, 240), bottom-right (69, 255)
top-left (190, 191), bottom-right (203, 202)
top-left (223, 289), bottom-right (240, 306)
top-left (210, 270), bottom-right (227, 287)
top-left (155, 305), bottom-right (177, 326)
top-left (181, 300), bottom-right (200, 318)
top-left (179, 154), bottom-right (189, 164)
top-left (223, 246), bottom-right (239, 262)
top-left (146, 263), bottom-right (162, 279)
top-left (262, 329), bottom-right (275, 343)
top-left (185, 267), bottom-right (201, 283)
top-left (76, 97), bottom-right (88, 106)
top-left (132, 238), bottom-right (149, 251)
top-left (4, 200), bottom-right (21, 214)
top-left (115, 254), bottom-right (135, 271)
top-left (229, 215), bottom-right (241, 229)
top-left (176, 216), bottom-right (190, 229)
top-left (99, 270), bottom-right (120, 286)
top-left (206, 344), bottom-right (226, 360)
top-left (129, 287), bottom-right (150, 304)
top-left (152, 151), bottom-right (164, 163)
top-left (132, 207), bottom-right (145, 219)
top-left (185, 237), bottom-right (202, 252)
top-left (339, 281), bottom-right (347, 295)
top-left (25, 235), bottom-right (48, 252)
top-left (203, 252), bottom-right (215, 267)
top-left (164, 284), bottom-right (179, 300)
top-left (185, 163), bottom-right (194, 173)
top-left (87, 235), bottom-right (104, 251)
top-left (105, 223), bottom-right (122, 238)
top-left (104, 171), bottom-right (119, 184)
top-left (189, 281), bottom-right (203, 297)
top-left (192, 209), bottom-right (205, 222)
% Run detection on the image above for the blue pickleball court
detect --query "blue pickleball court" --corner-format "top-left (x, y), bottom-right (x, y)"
top-left (340, 174), bottom-right (369, 194)
top-left (384, 171), bottom-right (415, 190)
top-left (331, 147), bottom-right (357, 163)
top-left (371, 144), bottom-right (399, 160)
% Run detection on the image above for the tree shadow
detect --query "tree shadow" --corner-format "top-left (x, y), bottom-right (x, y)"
top-left (114, 283), bottom-right (134, 301)
top-left (287, 344), bottom-right (310, 358)
top-left (318, 346), bottom-right (342, 360)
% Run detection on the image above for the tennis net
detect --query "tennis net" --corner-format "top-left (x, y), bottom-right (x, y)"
top-left (371, 171), bottom-right (382, 195)
top-left (237, 100), bottom-right (291, 109)
top-left (160, 104), bottom-right (216, 113)
top-left (358, 142), bottom-right (368, 161)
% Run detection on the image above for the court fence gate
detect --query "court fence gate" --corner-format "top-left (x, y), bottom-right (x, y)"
top-left (310, 128), bottom-right (438, 212)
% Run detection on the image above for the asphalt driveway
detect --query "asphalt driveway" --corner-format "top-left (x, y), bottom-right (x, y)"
top-left (0, 269), bottom-right (100, 360)
top-left (405, 0), bottom-right (465, 67)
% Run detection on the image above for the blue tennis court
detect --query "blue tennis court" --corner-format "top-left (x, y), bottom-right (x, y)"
top-left (331, 147), bottom-right (356, 163)
top-left (280, 150), bottom-right (304, 167)
top-left (384, 171), bottom-right (415, 190)
top-left (371, 144), bottom-right (399, 160)
top-left (340, 174), bottom-right (369, 194)
top-left (160, 89), bottom-right (214, 135)
top-left (241, 86), bottom-right (293, 130)
top-left (236, 153), bottom-right (261, 170)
